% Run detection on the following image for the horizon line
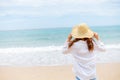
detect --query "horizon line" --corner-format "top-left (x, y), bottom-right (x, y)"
top-left (0, 25), bottom-right (120, 31)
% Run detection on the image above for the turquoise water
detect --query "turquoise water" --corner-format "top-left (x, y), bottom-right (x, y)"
top-left (0, 26), bottom-right (120, 66)
top-left (0, 26), bottom-right (120, 48)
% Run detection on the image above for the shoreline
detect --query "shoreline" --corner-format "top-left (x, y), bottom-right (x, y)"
top-left (0, 63), bottom-right (120, 80)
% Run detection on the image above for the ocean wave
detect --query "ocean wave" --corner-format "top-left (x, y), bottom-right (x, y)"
top-left (105, 44), bottom-right (120, 49)
top-left (0, 44), bottom-right (119, 53)
top-left (0, 46), bottom-right (63, 53)
top-left (0, 44), bottom-right (120, 66)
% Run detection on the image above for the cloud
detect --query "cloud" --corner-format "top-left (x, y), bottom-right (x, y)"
top-left (0, 0), bottom-right (119, 17)
top-left (0, 0), bottom-right (107, 7)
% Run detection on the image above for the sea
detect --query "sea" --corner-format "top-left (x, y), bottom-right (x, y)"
top-left (0, 26), bottom-right (120, 66)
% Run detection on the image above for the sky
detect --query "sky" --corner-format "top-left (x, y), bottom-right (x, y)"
top-left (0, 0), bottom-right (120, 30)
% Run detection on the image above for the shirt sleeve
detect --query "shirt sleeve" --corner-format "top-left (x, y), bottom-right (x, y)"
top-left (62, 41), bottom-right (72, 54)
top-left (93, 40), bottom-right (106, 52)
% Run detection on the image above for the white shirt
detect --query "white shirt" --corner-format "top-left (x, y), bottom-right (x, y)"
top-left (62, 40), bottom-right (105, 80)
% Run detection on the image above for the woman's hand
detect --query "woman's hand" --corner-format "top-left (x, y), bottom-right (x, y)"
top-left (93, 32), bottom-right (99, 40)
top-left (67, 34), bottom-right (72, 42)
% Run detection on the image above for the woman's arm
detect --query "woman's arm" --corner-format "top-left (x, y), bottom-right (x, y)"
top-left (93, 32), bottom-right (99, 40)
top-left (66, 34), bottom-right (72, 42)
top-left (93, 32), bottom-right (106, 52)
top-left (62, 34), bottom-right (73, 54)
top-left (62, 41), bottom-right (72, 54)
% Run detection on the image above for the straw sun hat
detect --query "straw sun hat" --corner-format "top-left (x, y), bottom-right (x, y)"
top-left (71, 23), bottom-right (94, 38)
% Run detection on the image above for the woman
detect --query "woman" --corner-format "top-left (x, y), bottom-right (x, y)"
top-left (62, 23), bottom-right (105, 80)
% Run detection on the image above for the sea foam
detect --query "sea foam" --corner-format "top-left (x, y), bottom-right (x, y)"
top-left (0, 44), bottom-right (120, 66)
top-left (0, 44), bottom-right (119, 54)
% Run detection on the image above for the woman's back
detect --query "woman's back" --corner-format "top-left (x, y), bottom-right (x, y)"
top-left (62, 39), bottom-right (105, 80)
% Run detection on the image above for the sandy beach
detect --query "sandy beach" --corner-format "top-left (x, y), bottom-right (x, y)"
top-left (0, 63), bottom-right (120, 80)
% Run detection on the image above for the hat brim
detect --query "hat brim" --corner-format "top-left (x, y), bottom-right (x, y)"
top-left (71, 29), bottom-right (94, 38)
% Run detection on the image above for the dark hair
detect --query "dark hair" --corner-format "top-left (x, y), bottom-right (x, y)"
top-left (68, 38), bottom-right (94, 52)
